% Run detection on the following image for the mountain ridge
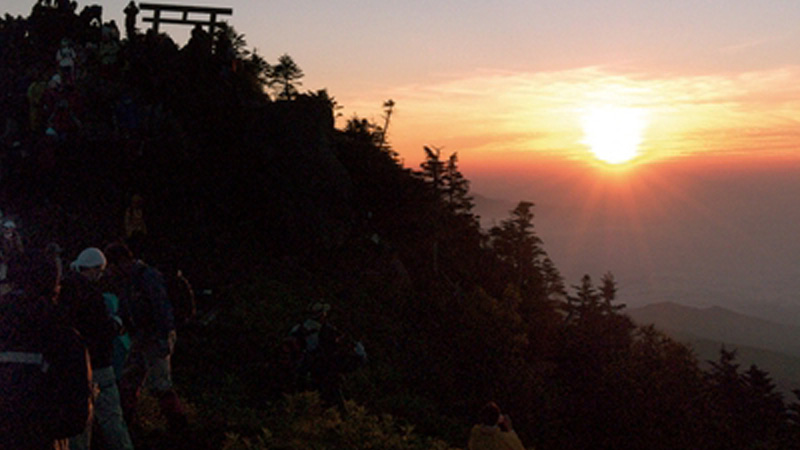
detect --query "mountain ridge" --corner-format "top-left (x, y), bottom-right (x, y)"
top-left (627, 301), bottom-right (800, 357)
top-left (627, 301), bottom-right (800, 394)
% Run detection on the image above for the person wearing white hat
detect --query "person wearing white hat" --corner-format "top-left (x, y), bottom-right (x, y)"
top-left (60, 247), bottom-right (133, 450)
top-left (69, 247), bottom-right (107, 280)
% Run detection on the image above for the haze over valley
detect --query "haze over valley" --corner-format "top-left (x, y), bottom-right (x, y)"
top-left (472, 160), bottom-right (800, 326)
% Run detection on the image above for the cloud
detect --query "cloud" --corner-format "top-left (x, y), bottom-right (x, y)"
top-left (719, 33), bottom-right (794, 54)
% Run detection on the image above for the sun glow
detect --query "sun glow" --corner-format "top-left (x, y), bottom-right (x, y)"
top-left (581, 106), bottom-right (649, 165)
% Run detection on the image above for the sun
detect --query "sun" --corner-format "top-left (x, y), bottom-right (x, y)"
top-left (580, 105), bottom-right (648, 165)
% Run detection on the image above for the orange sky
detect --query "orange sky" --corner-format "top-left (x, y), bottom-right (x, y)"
top-left (342, 66), bottom-right (800, 178)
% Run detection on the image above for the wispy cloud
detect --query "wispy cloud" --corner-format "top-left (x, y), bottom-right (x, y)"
top-left (719, 33), bottom-right (795, 54)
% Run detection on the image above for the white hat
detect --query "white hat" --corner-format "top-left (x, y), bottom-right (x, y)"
top-left (3, 220), bottom-right (16, 229)
top-left (70, 247), bottom-right (107, 271)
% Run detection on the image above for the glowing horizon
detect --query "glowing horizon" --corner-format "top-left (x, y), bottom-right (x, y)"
top-left (342, 66), bottom-right (800, 171)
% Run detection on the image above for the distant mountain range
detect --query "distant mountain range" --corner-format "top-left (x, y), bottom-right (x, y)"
top-left (627, 302), bottom-right (800, 396)
top-left (475, 194), bottom-right (800, 395)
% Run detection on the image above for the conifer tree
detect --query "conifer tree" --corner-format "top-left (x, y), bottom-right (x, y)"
top-left (307, 89), bottom-right (342, 119)
top-left (344, 117), bottom-right (379, 142)
top-left (377, 99), bottom-right (395, 156)
top-left (489, 201), bottom-right (546, 294)
top-left (741, 364), bottom-right (788, 447)
top-left (600, 272), bottom-right (626, 313)
top-left (705, 348), bottom-right (746, 448)
top-left (266, 53), bottom-right (304, 100)
top-left (442, 152), bottom-right (474, 216)
top-left (419, 146), bottom-right (445, 193)
top-left (214, 23), bottom-right (248, 58)
top-left (541, 256), bottom-right (566, 299)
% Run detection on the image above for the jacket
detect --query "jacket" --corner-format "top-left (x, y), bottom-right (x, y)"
top-left (0, 291), bottom-right (92, 449)
top-left (59, 271), bottom-right (118, 369)
top-left (467, 424), bottom-right (526, 450)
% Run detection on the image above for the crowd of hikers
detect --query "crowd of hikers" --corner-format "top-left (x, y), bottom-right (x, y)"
top-left (0, 214), bottom-right (372, 449)
top-left (0, 199), bottom-right (195, 450)
top-left (1, 0), bottom-right (245, 209)
top-left (0, 241), bottom-right (159, 448)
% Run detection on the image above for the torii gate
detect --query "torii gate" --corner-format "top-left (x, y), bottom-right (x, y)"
top-left (139, 3), bottom-right (233, 36)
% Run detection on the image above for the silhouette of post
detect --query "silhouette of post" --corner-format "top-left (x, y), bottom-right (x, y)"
top-left (139, 3), bottom-right (232, 35)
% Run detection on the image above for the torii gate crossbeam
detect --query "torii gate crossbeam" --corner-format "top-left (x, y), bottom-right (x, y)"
top-left (139, 3), bottom-right (233, 36)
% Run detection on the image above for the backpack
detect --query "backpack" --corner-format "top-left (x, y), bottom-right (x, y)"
top-left (127, 262), bottom-right (174, 336)
top-left (290, 321), bottom-right (366, 376)
top-left (0, 299), bottom-right (92, 445)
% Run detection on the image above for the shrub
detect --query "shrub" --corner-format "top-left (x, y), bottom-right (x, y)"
top-left (222, 392), bottom-right (458, 449)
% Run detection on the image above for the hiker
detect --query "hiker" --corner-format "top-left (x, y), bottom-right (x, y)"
top-left (105, 20), bottom-right (121, 41)
top-left (104, 242), bottom-right (187, 431)
top-left (55, 38), bottom-right (77, 84)
top-left (101, 289), bottom-right (132, 382)
top-left (289, 302), bottom-right (366, 408)
top-left (290, 302), bottom-right (334, 351)
top-left (0, 220), bottom-right (25, 286)
top-left (30, 128), bottom-right (59, 199)
top-left (99, 25), bottom-right (121, 78)
top-left (467, 402), bottom-right (526, 450)
top-left (187, 24), bottom-right (212, 56)
top-left (60, 247), bottom-right (133, 450)
top-left (0, 249), bottom-right (93, 450)
top-left (123, 193), bottom-right (147, 257)
top-left (1, 219), bottom-right (24, 258)
top-left (162, 262), bottom-right (196, 330)
top-left (124, 2), bottom-right (139, 40)
top-left (47, 82), bottom-right (83, 141)
top-left (56, 0), bottom-right (72, 12)
top-left (27, 70), bottom-right (50, 133)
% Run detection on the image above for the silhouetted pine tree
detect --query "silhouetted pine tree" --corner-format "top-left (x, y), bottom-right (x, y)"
top-left (741, 364), bottom-right (789, 447)
top-left (488, 201), bottom-right (546, 292)
top-left (786, 391), bottom-right (800, 449)
top-left (705, 348), bottom-right (748, 448)
top-left (419, 146), bottom-right (446, 194)
top-left (266, 53), bottom-right (304, 100)
top-left (442, 153), bottom-right (474, 215)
